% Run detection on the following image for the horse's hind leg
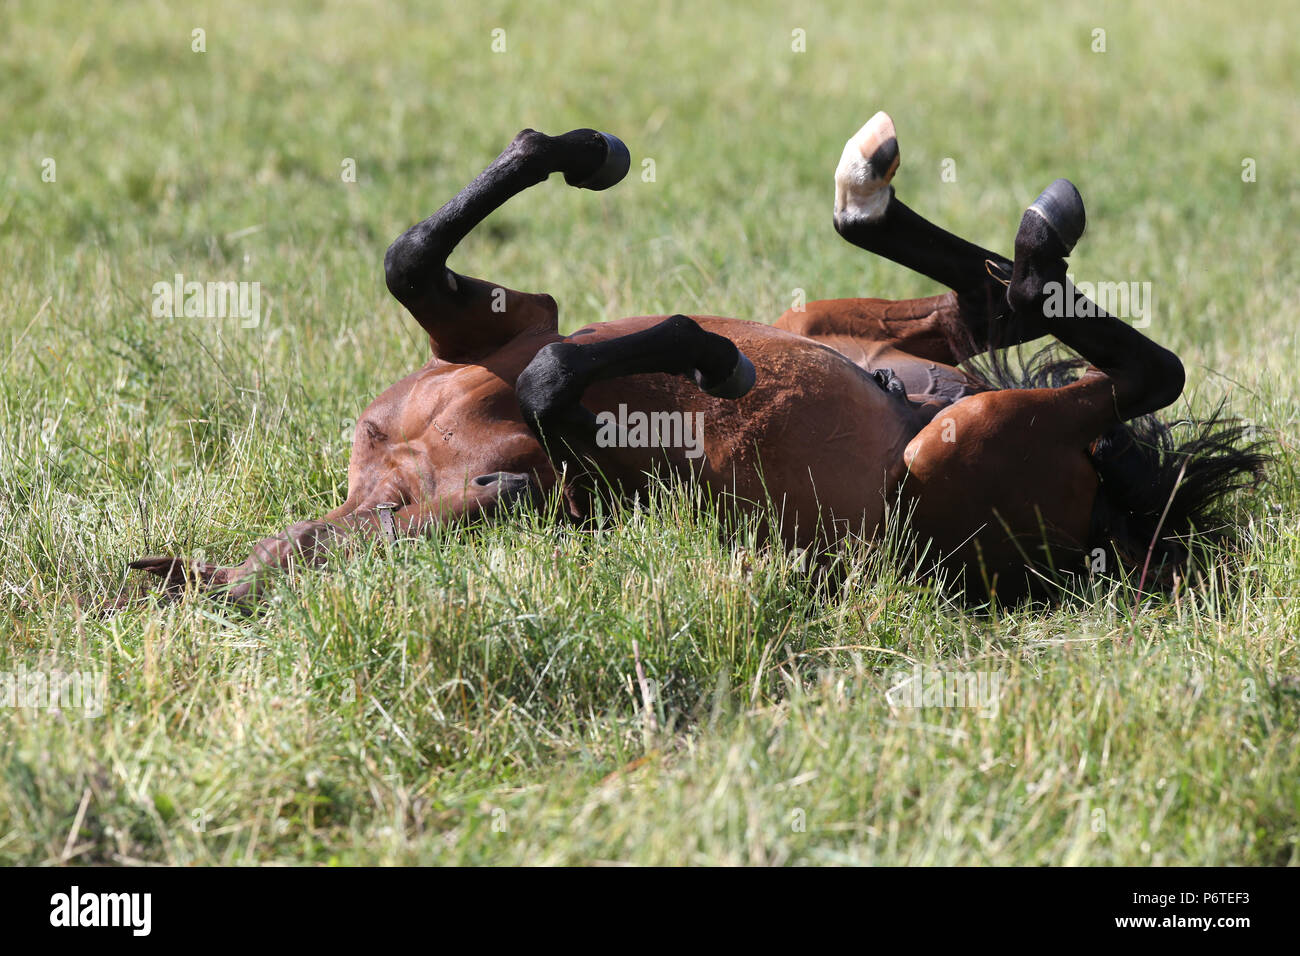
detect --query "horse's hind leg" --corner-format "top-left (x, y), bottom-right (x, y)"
top-left (1005, 179), bottom-right (1184, 419)
top-left (384, 128), bottom-right (630, 361)
top-left (829, 111), bottom-right (1038, 358)
top-left (829, 114), bottom-right (1182, 418)
top-left (899, 182), bottom-right (1180, 596)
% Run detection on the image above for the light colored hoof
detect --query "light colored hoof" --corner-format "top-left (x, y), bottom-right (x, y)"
top-left (834, 110), bottom-right (900, 225)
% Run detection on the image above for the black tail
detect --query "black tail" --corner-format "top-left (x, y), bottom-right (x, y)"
top-left (965, 346), bottom-right (1271, 588)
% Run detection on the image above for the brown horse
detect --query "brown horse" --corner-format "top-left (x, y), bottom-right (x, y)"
top-left (131, 112), bottom-right (1264, 603)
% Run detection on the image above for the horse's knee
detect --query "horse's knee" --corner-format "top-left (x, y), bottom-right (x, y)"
top-left (383, 227), bottom-right (436, 305)
top-left (515, 342), bottom-right (584, 427)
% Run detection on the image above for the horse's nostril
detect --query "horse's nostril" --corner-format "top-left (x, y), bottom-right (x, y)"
top-left (472, 471), bottom-right (533, 495)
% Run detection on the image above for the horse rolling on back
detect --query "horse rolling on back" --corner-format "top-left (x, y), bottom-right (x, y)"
top-left (130, 113), bottom-right (1267, 604)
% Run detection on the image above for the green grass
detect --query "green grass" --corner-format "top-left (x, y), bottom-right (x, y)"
top-left (2, 0), bottom-right (1298, 865)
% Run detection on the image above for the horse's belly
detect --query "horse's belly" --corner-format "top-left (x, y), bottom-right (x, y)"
top-left (578, 317), bottom-right (920, 546)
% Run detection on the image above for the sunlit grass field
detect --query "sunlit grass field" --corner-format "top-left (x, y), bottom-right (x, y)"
top-left (1, 0), bottom-right (1297, 864)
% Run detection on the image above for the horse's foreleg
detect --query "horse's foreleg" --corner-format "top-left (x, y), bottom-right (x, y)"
top-left (514, 314), bottom-right (754, 479)
top-left (383, 128), bottom-right (630, 360)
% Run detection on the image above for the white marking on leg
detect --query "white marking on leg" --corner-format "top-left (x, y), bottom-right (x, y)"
top-left (833, 111), bottom-right (899, 226)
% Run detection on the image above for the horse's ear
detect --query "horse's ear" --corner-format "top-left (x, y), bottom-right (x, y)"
top-left (129, 555), bottom-right (224, 592)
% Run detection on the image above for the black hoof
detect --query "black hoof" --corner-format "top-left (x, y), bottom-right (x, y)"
top-left (1025, 178), bottom-right (1086, 254)
top-left (568, 132), bottom-right (631, 191)
top-left (699, 353), bottom-right (756, 399)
